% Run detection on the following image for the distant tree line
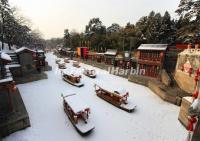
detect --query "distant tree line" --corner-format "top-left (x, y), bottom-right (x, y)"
top-left (49, 0), bottom-right (200, 51)
top-left (0, 0), bottom-right (45, 50)
top-left (61, 11), bottom-right (176, 51)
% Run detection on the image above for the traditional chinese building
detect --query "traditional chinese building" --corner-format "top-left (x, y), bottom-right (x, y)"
top-left (96, 53), bottom-right (105, 63)
top-left (104, 49), bottom-right (118, 65)
top-left (15, 47), bottom-right (36, 74)
top-left (0, 52), bottom-right (12, 79)
top-left (65, 48), bottom-right (75, 59)
top-left (115, 51), bottom-right (131, 69)
top-left (87, 51), bottom-right (96, 61)
top-left (0, 51), bottom-right (30, 137)
top-left (0, 52), bottom-right (17, 131)
top-left (136, 44), bottom-right (168, 78)
top-left (35, 50), bottom-right (46, 71)
top-left (77, 47), bottom-right (88, 59)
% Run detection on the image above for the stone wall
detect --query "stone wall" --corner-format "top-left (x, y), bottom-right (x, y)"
top-left (174, 70), bottom-right (195, 94)
top-left (161, 69), bottom-right (172, 86)
top-left (148, 81), bottom-right (177, 104)
top-left (178, 97), bottom-right (193, 128)
top-left (0, 89), bottom-right (30, 137)
top-left (128, 74), bottom-right (189, 105)
top-left (128, 75), bottom-right (151, 86)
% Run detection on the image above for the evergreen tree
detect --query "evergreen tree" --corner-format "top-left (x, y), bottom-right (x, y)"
top-left (0, 0), bottom-right (10, 49)
top-left (176, 0), bottom-right (200, 41)
top-left (85, 18), bottom-right (106, 35)
top-left (159, 11), bottom-right (176, 44)
top-left (64, 29), bottom-right (70, 47)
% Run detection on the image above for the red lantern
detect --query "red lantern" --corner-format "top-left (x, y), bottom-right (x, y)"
top-left (189, 68), bottom-right (193, 76)
top-left (192, 90), bottom-right (199, 99)
top-left (195, 75), bottom-right (199, 82)
top-left (187, 116), bottom-right (197, 132)
top-left (197, 68), bottom-right (200, 75)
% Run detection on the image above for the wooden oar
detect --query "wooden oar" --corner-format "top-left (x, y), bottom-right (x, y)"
top-left (61, 93), bottom-right (76, 99)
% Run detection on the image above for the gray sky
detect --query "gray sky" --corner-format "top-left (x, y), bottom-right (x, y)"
top-left (10, 0), bottom-right (180, 39)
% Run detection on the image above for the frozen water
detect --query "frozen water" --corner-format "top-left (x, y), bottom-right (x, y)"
top-left (3, 53), bottom-right (187, 141)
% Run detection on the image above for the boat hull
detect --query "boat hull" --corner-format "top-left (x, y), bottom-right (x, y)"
top-left (59, 66), bottom-right (66, 69)
top-left (96, 92), bottom-right (136, 113)
top-left (63, 77), bottom-right (84, 87)
top-left (84, 73), bottom-right (96, 78)
top-left (64, 105), bottom-right (94, 135)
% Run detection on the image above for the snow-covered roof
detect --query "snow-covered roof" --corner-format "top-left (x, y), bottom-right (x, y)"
top-left (138, 44), bottom-right (168, 51)
top-left (84, 68), bottom-right (95, 71)
top-left (96, 83), bottom-right (127, 96)
top-left (0, 52), bottom-right (12, 61)
top-left (64, 95), bottom-right (89, 113)
top-left (62, 69), bottom-right (81, 77)
top-left (114, 88), bottom-right (128, 96)
top-left (0, 77), bottom-right (13, 84)
top-left (6, 64), bottom-right (21, 68)
top-left (96, 53), bottom-right (105, 56)
top-left (73, 61), bottom-right (80, 65)
top-left (58, 60), bottom-right (65, 65)
top-left (16, 47), bottom-right (35, 54)
top-left (36, 50), bottom-right (44, 53)
top-left (105, 49), bottom-right (117, 56)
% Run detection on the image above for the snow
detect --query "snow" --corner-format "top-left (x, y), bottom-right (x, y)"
top-left (6, 64), bottom-right (21, 68)
top-left (114, 88), bottom-right (128, 95)
top-left (191, 99), bottom-right (200, 112)
top-left (58, 60), bottom-right (65, 65)
top-left (95, 83), bottom-right (127, 96)
top-left (62, 69), bottom-right (81, 77)
top-left (0, 77), bottom-right (13, 83)
top-left (3, 53), bottom-right (187, 141)
top-left (183, 97), bottom-right (193, 103)
top-left (64, 94), bottom-right (90, 113)
top-left (16, 47), bottom-right (35, 53)
top-left (104, 49), bottom-right (117, 56)
top-left (0, 52), bottom-right (12, 61)
top-left (36, 50), bottom-right (44, 53)
top-left (0, 42), bottom-right (17, 53)
top-left (138, 44), bottom-right (168, 51)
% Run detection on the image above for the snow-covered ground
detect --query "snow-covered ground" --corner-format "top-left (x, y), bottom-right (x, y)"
top-left (3, 53), bottom-right (187, 141)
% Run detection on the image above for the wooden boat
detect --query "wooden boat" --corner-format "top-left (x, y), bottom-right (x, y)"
top-left (58, 62), bottom-right (66, 69)
top-left (94, 84), bottom-right (136, 112)
top-left (55, 59), bottom-right (61, 64)
top-left (62, 71), bottom-right (84, 87)
top-left (83, 68), bottom-right (96, 78)
top-left (73, 61), bottom-right (81, 68)
top-left (64, 58), bottom-right (70, 63)
top-left (62, 94), bottom-right (95, 135)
